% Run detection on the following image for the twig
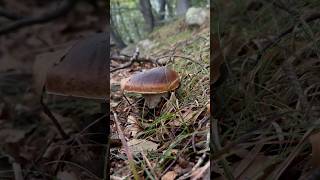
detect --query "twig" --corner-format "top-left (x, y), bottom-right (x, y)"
top-left (110, 175), bottom-right (125, 180)
top-left (45, 160), bottom-right (100, 180)
top-left (111, 54), bottom-right (206, 72)
top-left (111, 47), bottom-right (140, 72)
top-left (111, 55), bottom-right (158, 64)
top-left (157, 55), bottom-right (206, 68)
top-left (0, 0), bottom-right (78, 35)
top-left (0, 8), bottom-right (22, 20)
top-left (256, 12), bottom-right (320, 61)
top-left (161, 137), bottom-right (193, 177)
top-left (212, 118), bottom-right (235, 180)
top-left (270, 126), bottom-right (316, 179)
top-left (282, 61), bottom-right (309, 112)
top-left (190, 161), bottom-right (210, 180)
top-left (40, 87), bottom-right (69, 140)
top-left (112, 110), bottom-right (140, 180)
top-left (141, 151), bottom-right (159, 179)
top-left (12, 162), bottom-right (23, 180)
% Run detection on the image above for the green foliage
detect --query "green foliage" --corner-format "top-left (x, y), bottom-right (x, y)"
top-left (111, 0), bottom-right (209, 44)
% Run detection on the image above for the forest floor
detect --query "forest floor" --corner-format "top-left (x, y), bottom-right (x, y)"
top-left (212, 1), bottom-right (320, 179)
top-left (110, 16), bottom-right (210, 179)
top-left (0, 0), bottom-right (107, 179)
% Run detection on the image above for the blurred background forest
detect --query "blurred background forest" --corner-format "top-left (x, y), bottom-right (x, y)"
top-left (110, 0), bottom-right (208, 48)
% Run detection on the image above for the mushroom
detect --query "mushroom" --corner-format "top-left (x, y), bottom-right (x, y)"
top-left (120, 66), bottom-right (180, 109)
top-left (39, 32), bottom-right (108, 178)
top-left (42, 32), bottom-right (108, 136)
top-left (46, 32), bottom-right (108, 99)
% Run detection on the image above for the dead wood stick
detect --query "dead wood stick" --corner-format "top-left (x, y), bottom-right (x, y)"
top-left (111, 48), bottom-right (140, 72)
top-left (0, 8), bottom-right (22, 20)
top-left (0, 0), bottom-right (78, 35)
top-left (40, 87), bottom-right (69, 140)
top-left (112, 110), bottom-right (139, 180)
top-left (256, 12), bottom-right (320, 61)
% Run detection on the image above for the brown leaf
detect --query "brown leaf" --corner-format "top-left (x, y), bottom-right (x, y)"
top-left (309, 132), bottom-right (320, 168)
top-left (0, 129), bottom-right (27, 144)
top-left (161, 171), bottom-right (178, 180)
top-left (127, 139), bottom-right (158, 156)
top-left (236, 154), bottom-right (274, 179)
top-left (57, 170), bottom-right (79, 180)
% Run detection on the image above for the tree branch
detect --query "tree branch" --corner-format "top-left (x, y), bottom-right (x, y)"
top-left (0, 0), bottom-right (78, 35)
top-left (0, 8), bottom-right (22, 20)
top-left (111, 54), bottom-right (206, 72)
top-left (256, 12), bottom-right (320, 61)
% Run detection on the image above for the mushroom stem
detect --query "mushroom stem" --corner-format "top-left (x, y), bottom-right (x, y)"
top-left (143, 93), bottom-right (168, 109)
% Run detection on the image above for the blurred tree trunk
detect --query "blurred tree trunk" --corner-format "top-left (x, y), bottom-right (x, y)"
top-left (110, 20), bottom-right (126, 49)
top-left (139, 0), bottom-right (154, 33)
top-left (116, 1), bottom-right (133, 43)
top-left (158, 0), bottom-right (166, 20)
top-left (166, 0), bottom-right (174, 18)
top-left (176, 0), bottom-right (189, 16)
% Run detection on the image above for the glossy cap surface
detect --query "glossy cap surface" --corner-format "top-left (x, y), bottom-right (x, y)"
top-left (121, 66), bottom-right (180, 94)
top-left (46, 33), bottom-right (108, 100)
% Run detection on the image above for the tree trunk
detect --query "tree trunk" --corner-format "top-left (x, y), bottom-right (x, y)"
top-left (139, 0), bottom-right (155, 33)
top-left (110, 20), bottom-right (126, 49)
top-left (176, 0), bottom-right (189, 16)
top-left (166, 0), bottom-right (174, 18)
top-left (158, 0), bottom-right (166, 21)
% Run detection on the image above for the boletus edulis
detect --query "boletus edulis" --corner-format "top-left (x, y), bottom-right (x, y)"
top-left (46, 33), bottom-right (108, 99)
top-left (120, 66), bottom-right (180, 109)
top-left (40, 32), bottom-right (109, 178)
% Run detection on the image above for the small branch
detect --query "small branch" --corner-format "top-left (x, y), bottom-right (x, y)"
top-left (111, 55), bottom-right (157, 64)
top-left (141, 151), bottom-right (158, 179)
top-left (0, 8), bottom-right (22, 20)
top-left (256, 12), bottom-right (320, 61)
top-left (111, 48), bottom-right (140, 72)
top-left (111, 53), bottom-right (206, 73)
top-left (40, 87), bottom-right (69, 140)
top-left (0, 0), bottom-right (78, 35)
top-left (112, 110), bottom-right (139, 180)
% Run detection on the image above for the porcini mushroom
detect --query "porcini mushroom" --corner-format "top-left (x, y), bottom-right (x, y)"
top-left (38, 32), bottom-right (109, 178)
top-left (46, 32), bottom-right (108, 99)
top-left (120, 66), bottom-right (180, 109)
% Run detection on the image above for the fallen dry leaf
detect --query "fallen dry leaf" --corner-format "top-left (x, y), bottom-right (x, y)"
top-left (161, 171), bottom-right (178, 180)
top-left (309, 131), bottom-right (320, 168)
top-left (236, 154), bottom-right (274, 179)
top-left (0, 129), bottom-right (27, 144)
top-left (191, 161), bottom-right (210, 180)
top-left (127, 139), bottom-right (158, 156)
top-left (56, 170), bottom-right (79, 180)
top-left (125, 115), bottom-right (142, 137)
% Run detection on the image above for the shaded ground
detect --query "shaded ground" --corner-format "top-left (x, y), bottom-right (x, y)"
top-left (212, 0), bottom-right (320, 179)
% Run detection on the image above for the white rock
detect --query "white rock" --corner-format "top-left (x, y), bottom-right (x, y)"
top-left (185, 7), bottom-right (209, 26)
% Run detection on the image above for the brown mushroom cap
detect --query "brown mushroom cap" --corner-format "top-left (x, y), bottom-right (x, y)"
top-left (121, 66), bottom-right (180, 94)
top-left (46, 33), bottom-right (108, 100)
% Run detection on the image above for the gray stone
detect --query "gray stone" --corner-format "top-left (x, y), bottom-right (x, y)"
top-left (185, 7), bottom-right (209, 26)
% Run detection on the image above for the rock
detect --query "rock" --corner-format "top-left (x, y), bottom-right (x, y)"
top-left (185, 7), bottom-right (209, 26)
top-left (120, 39), bottom-right (157, 57)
